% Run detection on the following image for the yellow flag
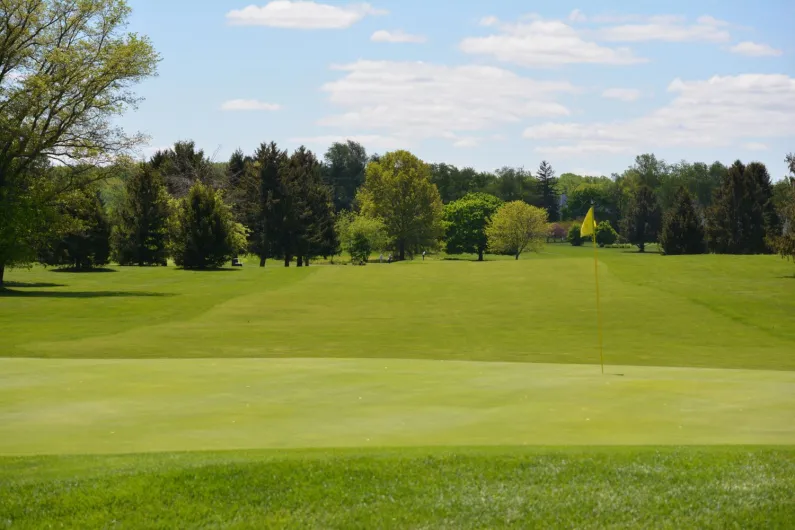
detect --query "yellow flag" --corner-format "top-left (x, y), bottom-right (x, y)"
top-left (581, 206), bottom-right (596, 237)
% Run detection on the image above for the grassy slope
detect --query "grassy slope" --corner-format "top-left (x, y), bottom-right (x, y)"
top-left (2, 448), bottom-right (794, 529)
top-left (2, 358), bottom-right (794, 455)
top-left (2, 247), bottom-right (794, 370)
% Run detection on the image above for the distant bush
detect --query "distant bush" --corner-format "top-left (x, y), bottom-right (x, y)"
top-left (568, 224), bottom-right (583, 246)
top-left (336, 211), bottom-right (387, 265)
top-left (596, 221), bottom-right (619, 248)
top-left (548, 223), bottom-right (568, 242)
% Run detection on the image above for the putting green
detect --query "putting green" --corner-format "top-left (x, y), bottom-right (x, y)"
top-left (2, 358), bottom-right (793, 455)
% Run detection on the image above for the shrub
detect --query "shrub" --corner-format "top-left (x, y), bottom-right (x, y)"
top-left (596, 221), bottom-right (619, 248)
top-left (568, 224), bottom-right (583, 246)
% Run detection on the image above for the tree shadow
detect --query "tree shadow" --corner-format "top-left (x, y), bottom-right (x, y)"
top-left (2, 281), bottom-right (65, 288)
top-left (0, 289), bottom-right (175, 299)
top-left (50, 268), bottom-right (118, 273)
top-left (179, 268), bottom-right (241, 272)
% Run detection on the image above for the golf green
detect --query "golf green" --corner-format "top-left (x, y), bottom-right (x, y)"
top-left (2, 358), bottom-right (793, 455)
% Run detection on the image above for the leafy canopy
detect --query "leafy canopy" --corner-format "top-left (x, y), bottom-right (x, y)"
top-left (486, 201), bottom-right (548, 260)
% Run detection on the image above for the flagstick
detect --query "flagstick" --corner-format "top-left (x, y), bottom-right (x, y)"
top-left (592, 233), bottom-right (605, 374)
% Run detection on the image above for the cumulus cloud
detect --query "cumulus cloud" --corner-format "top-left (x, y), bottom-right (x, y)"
top-left (371, 30), bottom-right (426, 43)
top-left (290, 134), bottom-right (412, 150)
top-left (318, 60), bottom-right (576, 146)
top-left (596, 14), bottom-right (731, 42)
top-left (743, 142), bottom-right (769, 151)
top-left (524, 74), bottom-right (795, 154)
top-left (568, 9), bottom-right (587, 23)
top-left (221, 99), bottom-right (281, 111)
top-left (226, 1), bottom-right (386, 29)
top-left (601, 88), bottom-right (641, 101)
top-left (460, 17), bottom-right (645, 67)
top-left (730, 41), bottom-right (782, 57)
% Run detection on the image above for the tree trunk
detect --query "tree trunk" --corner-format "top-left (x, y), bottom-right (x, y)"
top-left (305, 257), bottom-right (310, 267)
top-left (0, 263), bottom-right (5, 287)
top-left (478, 249), bottom-right (484, 262)
top-left (284, 255), bottom-right (291, 267)
top-left (297, 256), bottom-right (303, 267)
top-left (398, 241), bottom-right (405, 261)
top-left (259, 256), bottom-right (266, 267)
top-left (639, 242), bottom-right (646, 253)
top-left (515, 253), bottom-right (520, 260)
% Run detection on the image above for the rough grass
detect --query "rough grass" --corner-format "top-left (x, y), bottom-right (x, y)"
top-left (2, 447), bottom-right (794, 529)
top-left (2, 247), bottom-right (794, 370)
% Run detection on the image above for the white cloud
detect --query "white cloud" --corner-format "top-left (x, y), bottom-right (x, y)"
top-left (371, 30), bottom-right (426, 43)
top-left (460, 17), bottom-right (645, 67)
top-left (525, 74), bottom-right (795, 154)
top-left (601, 88), bottom-right (641, 102)
top-left (743, 142), bottom-right (769, 151)
top-left (568, 9), bottom-right (587, 23)
top-left (596, 15), bottom-right (731, 42)
top-left (290, 134), bottom-right (413, 150)
top-left (730, 41), bottom-right (782, 57)
top-left (479, 16), bottom-right (499, 27)
top-left (221, 99), bottom-right (281, 111)
top-left (453, 137), bottom-right (480, 148)
top-left (318, 60), bottom-right (576, 146)
top-left (225, 1), bottom-right (386, 29)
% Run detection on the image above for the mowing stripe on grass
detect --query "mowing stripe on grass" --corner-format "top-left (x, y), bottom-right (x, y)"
top-left (1, 358), bottom-right (793, 455)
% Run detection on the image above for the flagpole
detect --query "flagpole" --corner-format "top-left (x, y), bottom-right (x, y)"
top-left (591, 232), bottom-right (605, 375)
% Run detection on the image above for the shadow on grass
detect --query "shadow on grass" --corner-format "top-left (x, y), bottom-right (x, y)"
top-left (0, 289), bottom-right (174, 299)
top-left (442, 257), bottom-right (489, 262)
top-left (179, 268), bottom-right (242, 272)
top-left (50, 268), bottom-right (118, 274)
top-left (2, 281), bottom-right (65, 288)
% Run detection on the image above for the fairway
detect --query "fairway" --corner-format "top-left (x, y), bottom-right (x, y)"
top-left (2, 247), bottom-right (794, 527)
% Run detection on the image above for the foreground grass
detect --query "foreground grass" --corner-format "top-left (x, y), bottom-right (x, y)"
top-left (2, 247), bottom-right (794, 370)
top-left (1, 447), bottom-right (793, 529)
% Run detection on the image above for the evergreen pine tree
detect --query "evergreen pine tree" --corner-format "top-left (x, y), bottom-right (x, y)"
top-left (706, 160), bottom-right (777, 254)
top-left (112, 163), bottom-right (170, 266)
top-left (621, 185), bottom-right (661, 252)
top-left (536, 160), bottom-right (560, 222)
top-left (660, 187), bottom-right (705, 255)
top-left (169, 182), bottom-right (239, 269)
top-left (236, 142), bottom-right (288, 267)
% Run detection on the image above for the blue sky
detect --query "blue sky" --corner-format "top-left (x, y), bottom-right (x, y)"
top-left (120, 0), bottom-right (795, 178)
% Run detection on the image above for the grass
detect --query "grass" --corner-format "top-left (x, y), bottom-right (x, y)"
top-left (2, 247), bottom-right (794, 527)
top-left (1, 358), bottom-right (794, 455)
top-left (1, 246), bottom-right (794, 370)
top-left (2, 447), bottom-right (794, 529)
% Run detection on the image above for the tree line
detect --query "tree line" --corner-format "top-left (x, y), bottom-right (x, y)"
top-left (2, 0), bottom-right (794, 288)
top-left (5, 137), bottom-right (792, 286)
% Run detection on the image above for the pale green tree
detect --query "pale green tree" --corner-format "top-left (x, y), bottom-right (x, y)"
top-left (486, 201), bottom-right (548, 260)
top-left (357, 150), bottom-right (444, 260)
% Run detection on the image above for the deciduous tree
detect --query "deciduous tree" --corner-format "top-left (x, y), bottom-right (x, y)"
top-left (486, 201), bottom-right (548, 260)
top-left (39, 187), bottom-right (111, 270)
top-left (322, 141), bottom-right (368, 212)
top-left (0, 0), bottom-right (159, 286)
top-left (443, 193), bottom-right (503, 261)
top-left (357, 150), bottom-right (444, 260)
